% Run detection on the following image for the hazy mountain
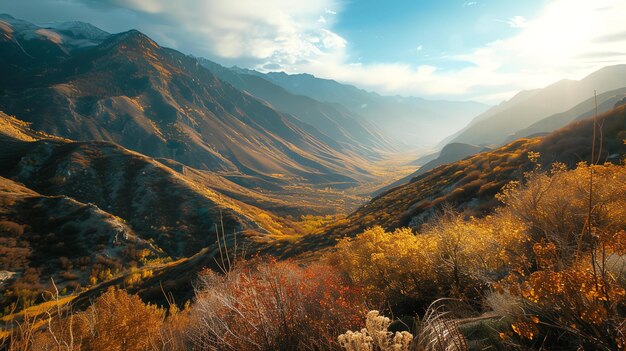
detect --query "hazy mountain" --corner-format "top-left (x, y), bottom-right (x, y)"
top-left (450, 65), bottom-right (626, 146)
top-left (237, 69), bottom-right (490, 147)
top-left (0, 17), bottom-right (377, 188)
top-left (197, 58), bottom-right (397, 158)
top-left (506, 87), bottom-right (626, 142)
top-left (375, 142), bottom-right (486, 195)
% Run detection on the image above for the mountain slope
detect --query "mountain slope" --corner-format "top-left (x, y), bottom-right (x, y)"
top-left (0, 175), bottom-right (164, 307)
top-left (506, 87), bottom-right (626, 142)
top-left (0, 17), bottom-right (375, 188)
top-left (295, 104), bottom-right (626, 252)
top-left (451, 65), bottom-right (626, 146)
top-left (375, 143), bottom-right (486, 195)
top-left (0, 112), bottom-right (288, 258)
top-left (198, 58), bottom-right (396, 158)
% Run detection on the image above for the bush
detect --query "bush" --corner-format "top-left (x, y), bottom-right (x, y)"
top-left (187, 258), bottom-right (365, 351)
top-left (493, 163), bottom-right (626, 349)
top-left (330, 210), bottom-right (526, 313)
top-left (32, 287), bottom-right (166, 351)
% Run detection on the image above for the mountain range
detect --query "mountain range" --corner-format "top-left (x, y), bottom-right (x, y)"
top-left (1, 13), bottom-right (625, 315)
top-left (240, 69), bottom-right (491, 147)
top-left (450, 65), bottom-right (626, 147)
top-left (0, 17), bottom-right (379, 188)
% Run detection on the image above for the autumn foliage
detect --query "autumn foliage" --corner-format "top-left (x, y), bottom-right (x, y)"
top-left (188, 258), bottom-right (365, 350)
top-left (332, 161), bottom-right (626, 349)
top-left (3, 160), bottom-right (626, 350)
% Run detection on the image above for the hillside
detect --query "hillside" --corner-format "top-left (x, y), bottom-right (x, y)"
top-left (374, 143), bottom-right (486, 195)
top-left (450, 65), bottom-right (626, 146)
top-left (0, 18), bottom-right (377, 188)
top-left (0, 112), bottom-right (294, 258)
top-left (295, 104), bottom-right (626, 253)
top-left (0, 175), bottom-right (163, 309)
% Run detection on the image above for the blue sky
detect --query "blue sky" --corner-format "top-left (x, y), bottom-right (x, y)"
top-left (2, 0), bottom-right (626, 103)
top-left (334, 0), bottom-right (544, 68)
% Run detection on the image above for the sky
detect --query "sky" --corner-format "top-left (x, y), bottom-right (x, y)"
top-left (2, 0), bottom-right (626, 103)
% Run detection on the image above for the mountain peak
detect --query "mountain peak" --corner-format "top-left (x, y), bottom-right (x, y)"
top-left (118, 29), bottom-right (148, 40)
top-left (101, 29), bottom-right (159, 51)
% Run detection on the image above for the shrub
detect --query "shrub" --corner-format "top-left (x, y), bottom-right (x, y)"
top-left (32, 287), bottom-right (165, 351)
top-left (493, 163), bottom-right (626, 349)
top-left (330, 211), bottom-right (526, 313)
top-left (187, 258), bottom-right (365, 351)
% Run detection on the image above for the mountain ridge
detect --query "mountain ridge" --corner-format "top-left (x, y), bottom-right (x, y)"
top-left (237, 68), bottom-right (491, 147)
top-left (0, 21), bottom-right (378, 188)
top-left (450, 64), bottom-right (626, 146)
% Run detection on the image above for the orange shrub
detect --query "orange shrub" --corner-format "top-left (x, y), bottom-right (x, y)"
top-left (188, 258), bottom-right (365, 351)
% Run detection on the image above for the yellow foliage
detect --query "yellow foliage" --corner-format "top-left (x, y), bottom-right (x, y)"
top-left (32, 287), bottom-right (165, 351)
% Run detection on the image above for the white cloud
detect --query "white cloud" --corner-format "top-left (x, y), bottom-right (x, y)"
top-left (75, 0), bottom-right (343, 67)
top-left (497, 16), bottom-right (527, 28)
top-left (463, 2), bottom-right (478, 7)
top-left (416, 45), bottom-right (423, 51)
top-left (284, 0), bottom-right (626, 103)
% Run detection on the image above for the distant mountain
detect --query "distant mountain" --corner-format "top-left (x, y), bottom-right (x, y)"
top-left (44, 20), bottom-right (110, 41)
top-left (197, 58), bottom-right (397, 158)
top-left (0, 17), bottom-right (376, 188)
top-left (295, 104), bottom-right (626, 252)
top-left (374, 142), bottom-right (486, 195)
top-left (506, 87), bottom-right (626, 142)
top-left (0, 14), bottom-right (109, 68)
top-left (237, 69), bottom-right (490, 147)
top-left (450, 65), bottom-right (626, 146)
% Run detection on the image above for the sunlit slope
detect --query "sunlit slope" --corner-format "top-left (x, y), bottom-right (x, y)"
top-left (0, 17), bottom-right (377, 187)
top-left (296, 104), bottom-right (626, 252)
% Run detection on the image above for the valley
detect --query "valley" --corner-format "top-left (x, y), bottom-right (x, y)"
top-left (1, 9), bottom-right (626, 351)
